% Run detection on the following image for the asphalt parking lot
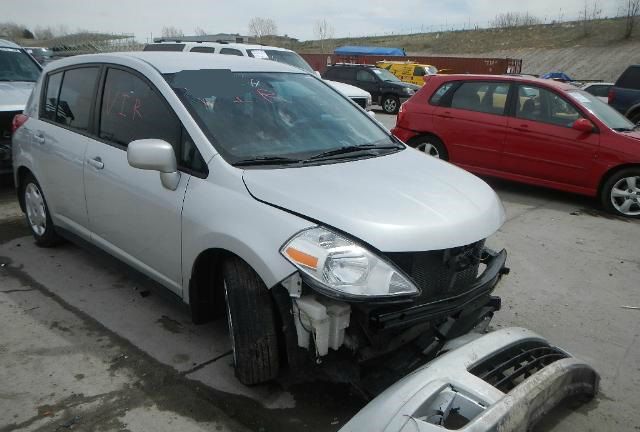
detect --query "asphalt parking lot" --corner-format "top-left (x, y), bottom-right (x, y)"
top-left (1, 112), bottom-right (639, 432)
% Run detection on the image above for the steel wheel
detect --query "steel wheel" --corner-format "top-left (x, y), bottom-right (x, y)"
top-left (416, 142), bottom-right (441, 158)
top-left (24, 182), bottom-right (47, 236)
top-left (610, 175), bottom-right (640, 216)
top-left (383, 98), bottom-right (397, 113)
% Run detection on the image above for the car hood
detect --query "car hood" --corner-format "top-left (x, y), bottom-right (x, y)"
top-left (387, 81), bottom-right (420, 91)
top-left (0, 81), bottom-right (35, 111)
top-left (242, 149), bottom-right (505, 252)
top-left (324, 79), bottom-right (371, 99)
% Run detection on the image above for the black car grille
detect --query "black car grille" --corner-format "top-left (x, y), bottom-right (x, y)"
top-left (351, 97), bottom-right (368, 109)
top-left (385, 240), bottom-right (485, 301)
top-left (0, 111), bottom-right (19, 144)
top-left (469, 340), bottom-right (568, 393)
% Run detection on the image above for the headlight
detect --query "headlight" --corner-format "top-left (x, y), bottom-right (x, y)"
top-left (281, 227), bottom-right (419, 300)
top-left (403, 87), bottom-right (415, 95)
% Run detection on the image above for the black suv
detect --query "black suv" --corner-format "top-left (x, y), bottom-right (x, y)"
top-left (323, 64), bottom-right (420, 114)
top-left (609, 65), bottom-right (640, 123)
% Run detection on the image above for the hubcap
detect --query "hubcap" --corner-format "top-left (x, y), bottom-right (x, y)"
top-left (417, 142), bottom-right (440, 158)
top-left (611, 176), bottom-right (640, 216)
top-left (223, 281), bottom-right (237, 365)
top-left (383, 98), bottom-right (397, 113)
top-left (24, 183), bottom-right (47, 236)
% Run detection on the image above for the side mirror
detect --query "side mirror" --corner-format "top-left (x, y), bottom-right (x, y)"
top-left (127, 139), bottom-right (181, 190)
top-left (315, 71), bottom-right (322, 78)
top-left (572, 118), bottom-right (595, 133)
top-left (367, 110), bottom-right (376, 118)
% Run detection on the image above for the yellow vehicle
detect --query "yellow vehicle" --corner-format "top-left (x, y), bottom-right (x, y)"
top-left (376, 61), bottom-right (438, 86)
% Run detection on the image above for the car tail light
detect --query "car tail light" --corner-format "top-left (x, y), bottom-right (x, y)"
top-left (397, 102), bottom-right (406, 123)
top-left (12, 114), bottom-right (28, 134)
top-left (608, 88), bottom-right (615, 104)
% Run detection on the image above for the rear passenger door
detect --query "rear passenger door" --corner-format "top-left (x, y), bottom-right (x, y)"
top-left (431, 81), bottom-right (510, 170)
top-left (83, 66), bottom-right (207, 294)
top-left (355, 69), bottom-right (380, 100)
top-left (32, 66), bottom-right (100, 237)
top-left (502, 84), bottom-right (598, 187)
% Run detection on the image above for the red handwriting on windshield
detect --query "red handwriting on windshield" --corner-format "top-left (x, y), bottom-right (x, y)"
top-left (104, 90), bottom-right (144, 121)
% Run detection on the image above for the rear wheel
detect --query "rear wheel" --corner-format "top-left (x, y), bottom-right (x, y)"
top-left (222, 256), bottom-right (280, 385)
top-left (21, 174), bottom-right (62, 247)
top-left (630, 112), bottom-right (640, 125)
top-left (600, 168), bottom-right (640, 218)
top-left (408, 135), bottom-right (449, 161)
top-left (381, 95), bottom-right (400, 114)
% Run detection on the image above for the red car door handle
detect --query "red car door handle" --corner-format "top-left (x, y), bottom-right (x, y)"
top-left (514, 124), bottom-right (530, 132)
top-left (439, 111), bottom-right (453, 118)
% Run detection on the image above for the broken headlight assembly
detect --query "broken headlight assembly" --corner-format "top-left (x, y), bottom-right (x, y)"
top-left (281, 227), bottom-right (419, 301)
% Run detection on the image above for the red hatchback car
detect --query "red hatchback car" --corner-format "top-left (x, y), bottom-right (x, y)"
top-left (392, 75), bottom-right (640, 218)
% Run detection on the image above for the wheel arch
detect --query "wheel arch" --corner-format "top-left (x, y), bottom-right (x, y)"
top-left (624, 103), bottom-right (640, 120)
top-left (15, 165), bottom-right (35, 212)
top-left (598, 163), bottom-right (640, 198)
top-left (406, 132), bottom-right (445, 148)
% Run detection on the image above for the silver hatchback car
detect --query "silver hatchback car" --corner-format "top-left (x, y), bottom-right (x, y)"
top-left (12, 52), bottom-right (507, 385)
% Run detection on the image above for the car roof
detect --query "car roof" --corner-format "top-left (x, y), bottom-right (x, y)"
top-left (149, 41), bottom-right (292, 52)
top-left (434, 74), bottom-right (579, 91)
top-left (44, 51), bottom-right (304, 74)
top-left (0, 39), bottom-right (21, 48)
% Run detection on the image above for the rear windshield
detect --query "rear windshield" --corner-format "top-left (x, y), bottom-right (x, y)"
top-left (0, 47), bottom-right (41, 82)
top-left (247, 49), bottom-right (314, 73)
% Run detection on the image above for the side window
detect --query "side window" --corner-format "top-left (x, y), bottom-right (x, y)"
top-left (413, 66), bottom-right (425, 77)
top-left (517, 85), bottom-right (580, 127)
top-left (337, 68), bottom-right (356, 80)
top-left (430, 82), bottom-right (456, 106)
top-left (42, 71), bottom-right (62, 121)
top-left (56, 67), bottom-right (100, 132)
top-left (356, 70), bottom-right (375, 82)
top-left (450, 82), bottom-right (509, 115)
top-left (586, 85), bottom-right (610, 98)
top-left (99, 68), bottom-right (206, 173)
top-left (219, 48), bottom-right (243, 56)
top-left (190, 47), bottom-right (216, 53)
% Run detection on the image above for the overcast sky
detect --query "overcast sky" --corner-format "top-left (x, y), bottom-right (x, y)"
top-left (2, 0), bottom-right (621, 41)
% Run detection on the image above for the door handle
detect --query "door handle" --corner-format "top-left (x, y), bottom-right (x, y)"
top-left (34, 134), bottom-right (45, 144)
top-left (514, 124), bottom-right (530, 132)
top-left (438, 111), bottom-right (453, 118)
top-left (88, 157), bottom-right (104, 170)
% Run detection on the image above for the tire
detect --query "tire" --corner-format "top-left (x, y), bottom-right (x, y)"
top-left (630, 112), bottom-right (640, 125)
top-left (21, 174), bottom-right (63, 247)
top-left (222, 256), bottom-right (279, 385)
top-left (600, 167), bottom-right (640, 218)
top-left (381, 95), bottom-right (400, 114)
top-left (408, 135), bottom-right (449, 161)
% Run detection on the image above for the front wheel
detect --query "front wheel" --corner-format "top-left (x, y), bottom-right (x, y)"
top-left (600, 168), bottom-right (640, 218)
top-left (222, 256), bottom-right (280, 385)
top-left (381, 95), bottom-right (400, 114)
top-left (21, 174), bottom-right (62, 247)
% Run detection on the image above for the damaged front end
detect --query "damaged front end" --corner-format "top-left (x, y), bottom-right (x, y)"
top-left (339, 328), bottom-right (599, 432)
top-left (277, 226), bottom-right (509, 392)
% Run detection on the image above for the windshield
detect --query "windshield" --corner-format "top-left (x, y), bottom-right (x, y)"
top-left (0, 47), bottom-right (41, 82)
top-left (567, 90), bottom-right (634, 131)
top-left (165, 70), bottom-right (397, 166)
top-left (247, 49), bottom-right (314, 74)
top-left (371, 68), bottom-right (401, 82)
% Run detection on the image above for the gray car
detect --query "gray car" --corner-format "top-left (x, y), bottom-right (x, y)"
top-left (12, 52), bottom-right (508, 385)
top-left (0, 38), bottom-right (41, 175)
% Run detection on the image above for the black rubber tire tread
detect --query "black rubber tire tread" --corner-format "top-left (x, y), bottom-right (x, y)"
top-left (408, 134), bottom-right (449, 161)
top-left (630, 112), bottom-right (640, 125)
top-left (22, 174), bottom-right (63, 247)
top-left (222, 256), bottom-right (280, 385)
top-left (600, 167), bottom-right (640, 218)
top-left (382, 95), bottom-right (400, 114)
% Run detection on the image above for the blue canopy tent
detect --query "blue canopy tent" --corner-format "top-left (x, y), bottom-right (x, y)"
top-left (541, 72), bottom-right (573, 82)
top-left (334, 46), bottom-right (406, 57)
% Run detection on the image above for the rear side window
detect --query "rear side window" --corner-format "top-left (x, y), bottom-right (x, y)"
top-left (450, 81), bottom-right (510, 115)
top-left (327, 68), bottom-right (355, 81)
top-left (219, 48), bottom-right (243, 56)
top-left (143, 44), bottom-right (185, 52)
top-left (99, 68), bottom-right (206, 173)
top-left (190, 47), bottom-right (216, 53)
top-left (55, 67), bottom-right (100, 132)
top-left (356, 70), bottom-right (376, 82)
top-left (616, 66), bottom-right (640, 90)
top-left (42, 72), bottom-right (63, 121)
top-left (430, 82), bottom-right (457, 106)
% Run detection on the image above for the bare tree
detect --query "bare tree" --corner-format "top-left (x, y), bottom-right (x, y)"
top-left (248, 17), bottom-right (278, 40)
top-left (580, 0), bottom-right (602, 36)
top-left (0, 22), bottom-right (28, 39)
top-left (490, 12), bottom-right (540, 28)
top-left (194, 27), bottom-right (207, 36)
top-left (161, 26), bottom-right (184, 38)
top-left (622, 0), bottom-right (640, 39)
top-left (314, 18), bottom-right (335, 52)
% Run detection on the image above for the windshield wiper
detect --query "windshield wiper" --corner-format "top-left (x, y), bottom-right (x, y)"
top-left (614, 127), bottom-right (635, 132)
top-left (233, 156), bottom-right (301, 166)
top-left (0, 79), bottom-right (36, 82)
top-left (305, 144), bottom-right (402, 162)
